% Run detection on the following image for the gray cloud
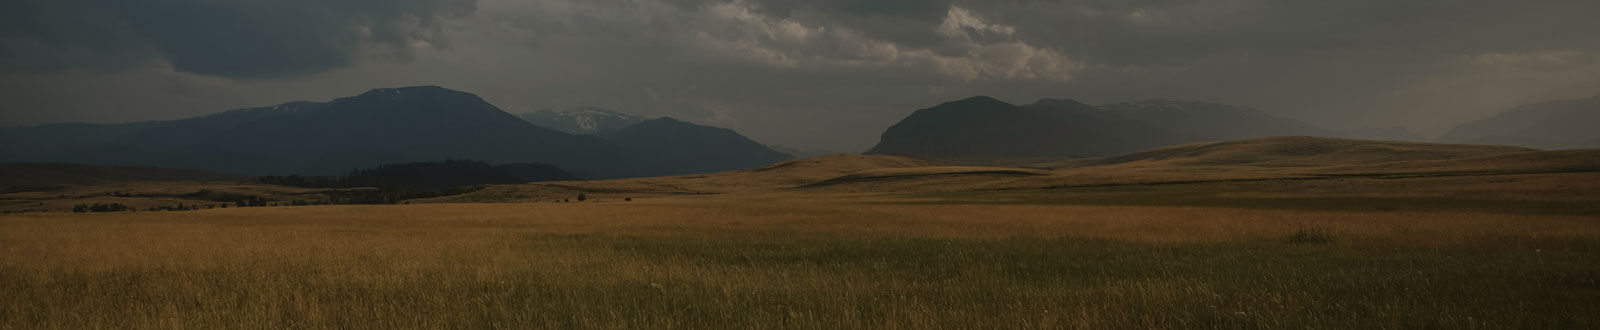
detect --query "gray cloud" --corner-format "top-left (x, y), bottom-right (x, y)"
top-left (3, 0), bottom-right (1599, 151)
top-left (0, 0), bottom-right (475, 79)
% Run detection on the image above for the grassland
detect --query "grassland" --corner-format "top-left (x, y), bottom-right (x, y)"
top-left (3, 137), bottom-right (1599, 328)
top-left (3, 192), bottom-right (1598, 329)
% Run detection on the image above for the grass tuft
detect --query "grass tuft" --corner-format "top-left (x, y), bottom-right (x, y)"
top-left (1286, 224), bottom-right (1335, 244)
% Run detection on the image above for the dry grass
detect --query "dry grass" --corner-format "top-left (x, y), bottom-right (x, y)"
top-left (3, 194), bottom-right (1598, 328)
top-left (3, 138), bottom-right (1599, 328)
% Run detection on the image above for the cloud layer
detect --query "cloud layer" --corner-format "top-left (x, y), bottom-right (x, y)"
top-left (1, 0), bottom-right (474, 78)
top-left (3, 0), bottom-right (1599, 151)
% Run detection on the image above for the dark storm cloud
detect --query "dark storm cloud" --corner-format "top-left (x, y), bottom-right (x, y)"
top-left (3, 0), bottom-right (1599, 150)
top-left (0, 0), bottom-right (474, 79)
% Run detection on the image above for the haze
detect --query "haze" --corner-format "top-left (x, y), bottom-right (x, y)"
top-left (4, 0), bottom-right (1599, 152)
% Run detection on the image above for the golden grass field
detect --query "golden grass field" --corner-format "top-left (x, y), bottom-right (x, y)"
top-left (2, 137), bottom-right (1599, 328)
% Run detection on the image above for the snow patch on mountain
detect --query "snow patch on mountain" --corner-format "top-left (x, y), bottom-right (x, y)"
top-left (518, 106), bottom-right (649, 135)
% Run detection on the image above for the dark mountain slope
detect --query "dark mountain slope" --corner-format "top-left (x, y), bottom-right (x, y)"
top-left (866, 96), bottom-right (1337, 160)
top-left (868, 97), bottom-right (1172, 159)
top-left (202, 86), bottom-right (629, 175)
top-left (0, 86), bottom-right (635, 176)
top-left (598, 117), bottom-right (792, 176)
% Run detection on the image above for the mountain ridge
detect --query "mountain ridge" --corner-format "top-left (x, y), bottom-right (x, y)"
top-left (1439, 93), bottom-right (1600, 149)
top-left (0, 86), bottom-right (788, 178)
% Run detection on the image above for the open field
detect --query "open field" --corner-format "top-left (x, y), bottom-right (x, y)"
top-left (4, 188), bottom-right (1600, 328)
top-left (3, 137), bottom-right (1599, 328)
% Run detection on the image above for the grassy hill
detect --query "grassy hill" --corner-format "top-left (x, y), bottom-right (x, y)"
top-left (431, 136), bottom-right (1600, 201)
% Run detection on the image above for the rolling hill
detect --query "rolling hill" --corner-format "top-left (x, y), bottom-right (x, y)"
top-left (445, 136), bottom-right (1599, 201)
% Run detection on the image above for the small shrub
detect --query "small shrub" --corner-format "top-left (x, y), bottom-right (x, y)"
top-left (1286, 224), bottom-right (1334, 244)
top-left (577, 193), bottom-right (588, 202)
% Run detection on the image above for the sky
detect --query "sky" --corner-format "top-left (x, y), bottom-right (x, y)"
top-left (3, 0), bottom-right (1599, 152)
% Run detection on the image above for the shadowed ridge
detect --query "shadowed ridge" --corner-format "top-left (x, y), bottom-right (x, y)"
top-left (597, 117), bottom-right (793, 177)
top-left (1089, 136), bottom-right (1536, 168)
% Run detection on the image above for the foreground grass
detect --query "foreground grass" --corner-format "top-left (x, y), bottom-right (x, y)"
top-left (2, 199), bottom-right (1598, 328)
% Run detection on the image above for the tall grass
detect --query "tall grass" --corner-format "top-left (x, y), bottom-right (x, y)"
top-left (2, 199), bottom-right (1597, 328)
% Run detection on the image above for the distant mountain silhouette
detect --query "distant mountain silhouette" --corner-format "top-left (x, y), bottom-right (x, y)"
top-left (1440, 94), bottom-right (1600, 149)
top-left (598, 117), bottom-right (792, 176)
top-left (518, 107), bottom-right (646, 135)
top-left (0, 86), bottom-right (787, 178)
top-left (1091, 99), bottom-right (1329, 142)
top-left (867, 97), bottom-right (1167, 159)
top-left (867, 96), bottom-right (1333, 159)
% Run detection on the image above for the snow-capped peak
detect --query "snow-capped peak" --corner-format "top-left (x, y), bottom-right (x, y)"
top-left (519, 106), bottom-right (649, 134)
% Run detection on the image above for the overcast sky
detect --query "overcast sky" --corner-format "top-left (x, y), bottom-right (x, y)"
top-left (3, 0), bottom-right (1598, 151)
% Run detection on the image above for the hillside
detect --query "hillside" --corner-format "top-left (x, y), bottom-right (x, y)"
top-left (455, 136), bottom-right (1599, 199)
top-left (418, 154), bottom-right (932, 202)
top-left (866, 96), bottom-right (1156, 159)
top-left (1091, 136), bottom-right (1535, 168)
top-left (1440, 93), bottom-right (1600, 149)
top-left (598, 117), bottom-right (792, 176)
top-left (866, 96), bottom-right (1330, 160)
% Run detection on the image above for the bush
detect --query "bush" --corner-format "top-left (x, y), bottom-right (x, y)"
top-left (1286, 224), bottom-right (1334, 244)
top-left (72, 203), bottom-right (132, 213)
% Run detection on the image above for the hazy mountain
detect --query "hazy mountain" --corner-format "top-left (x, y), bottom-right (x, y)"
top-left (1439, 94), bottom-right (1600, 149)
top-left (867, 96), bottom-right (1331, 160)
top-left (598, 117), bottom-right (792, 176)
top-left (0, 87), bottom-right (738, 177)
top-left (768, 145), bottom-right (845, 159)
top-left (1093, 99), bottom-right (1329, 142)
top-left (518, 107), bottom-right (647, 134)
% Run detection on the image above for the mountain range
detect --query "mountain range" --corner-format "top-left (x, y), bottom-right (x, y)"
top-left (1440, 93), bottom-right (1600, 149)
top-left (0, 86), bottom-right (790, 178)
top-left (4, 85), bottom-right (1594, 178)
